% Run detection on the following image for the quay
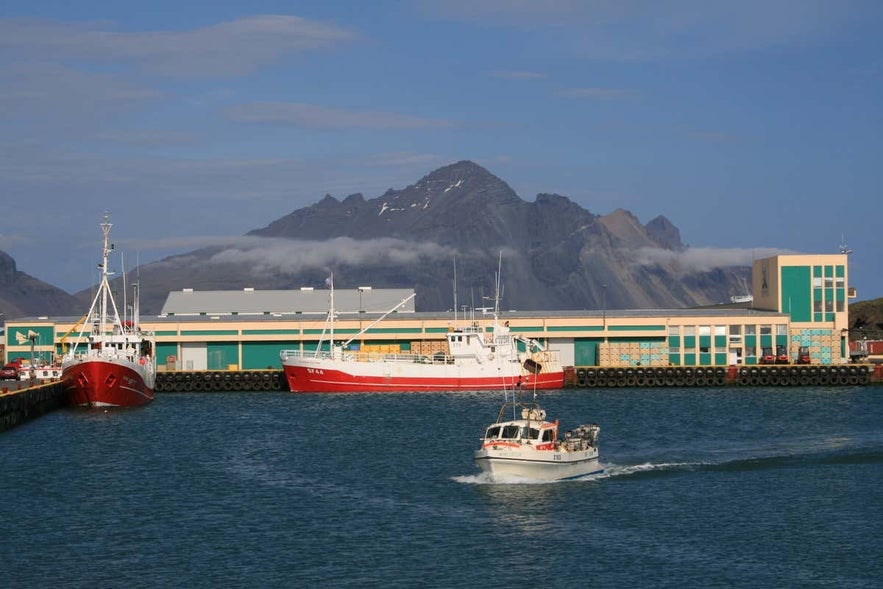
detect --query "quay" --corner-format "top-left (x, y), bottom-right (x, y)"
top-left (0, 381), bottom-right (66, 433)
top-left (1, 365), bottom-right (879, 433)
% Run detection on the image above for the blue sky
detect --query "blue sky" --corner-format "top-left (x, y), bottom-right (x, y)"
top-left (1, 1), bottom-right (881, 300)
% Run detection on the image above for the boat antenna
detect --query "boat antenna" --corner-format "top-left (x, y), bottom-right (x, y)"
top-left (344, 293), bottom-right (416, 347)
top-left (453, 256), bottom-right (458, 325)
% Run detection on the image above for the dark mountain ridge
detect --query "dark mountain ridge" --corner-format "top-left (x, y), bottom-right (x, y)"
top-left (101, 160), bottom-right (751, 315)
top-left (1, 161), bottom-right (755, 319)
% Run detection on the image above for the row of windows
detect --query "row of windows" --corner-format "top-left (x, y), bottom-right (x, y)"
top-left (668, 324), bottom-right (788, 337)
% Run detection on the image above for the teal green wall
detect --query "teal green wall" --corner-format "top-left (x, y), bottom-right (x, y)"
top-left (243, 342), bottom-right (290, 369)
top-left (781, 266), bottom-right (811, 321)
top-left (574, 340), bottom-right (600, 366)
top-left (156, 343), bottom-right (177, 364)
top-left (207, 342), bottom-right (239, 370)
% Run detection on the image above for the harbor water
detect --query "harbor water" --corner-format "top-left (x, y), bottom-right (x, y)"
top-left (1, 386), bottom-right (881, 588)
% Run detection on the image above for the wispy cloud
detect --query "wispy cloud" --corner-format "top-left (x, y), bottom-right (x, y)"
top-left (0, 15), bottom-right (358, 76)
top-left (490, 70), bottom-right (547, 80)
top-left (224, 101), bottom-right (455, 130)
top-left (631, 246), bottom-right (795, 273)
top-left (151, 236), bottom-right (457, 277)
top-left (419, 0), bottom-right (864, 60)
top-left (555, 87), bottom-right (636, 100)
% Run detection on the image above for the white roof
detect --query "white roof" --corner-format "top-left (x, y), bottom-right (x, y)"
top-left (160, 288), bottom-right (416, 316)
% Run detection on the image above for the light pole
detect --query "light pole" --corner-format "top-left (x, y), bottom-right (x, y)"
top-left (602, 284), bottom-right (607, 328)
top-left (602, 284), bottom-right (608, 351)
top-left (357, 286), bottom-right (372, 313)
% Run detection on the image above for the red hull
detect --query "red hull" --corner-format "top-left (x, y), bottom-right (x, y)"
top-left (63, 359), bottom-right (154, 408)
top-left (282, 365), bottom-right (564, 393)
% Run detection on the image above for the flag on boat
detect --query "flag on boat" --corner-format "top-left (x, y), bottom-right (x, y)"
top-left (325, 275), bottom-right (333, 289)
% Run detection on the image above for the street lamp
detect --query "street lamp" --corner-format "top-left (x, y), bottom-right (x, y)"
top-left (357, 286), bottom-right (372, 313)
top-left (602, 284), bottom-right (607, 328)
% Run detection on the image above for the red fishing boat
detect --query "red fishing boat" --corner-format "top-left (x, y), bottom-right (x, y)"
top-left (61, 214), bottom-right (155, 408)
top-left (280, 258), bottom-right (564, 393)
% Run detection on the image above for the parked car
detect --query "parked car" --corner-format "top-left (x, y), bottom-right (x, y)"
top-left (0, 363), bottom-right (19, 380)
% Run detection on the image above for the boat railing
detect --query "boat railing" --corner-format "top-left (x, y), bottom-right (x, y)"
top-left (280, 349), bottom-right (455, 365)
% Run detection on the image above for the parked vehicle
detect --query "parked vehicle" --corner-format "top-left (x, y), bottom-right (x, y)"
top-left (775, 345), bottom-right (789, 364)
top-left (795, 346), bottom-right (811, 364)
top-left (1, 363), bottom-right (19, 380)
top-left (759, 347), bottom-right (777, 365)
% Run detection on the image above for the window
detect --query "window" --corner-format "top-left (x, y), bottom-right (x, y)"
top-left (814, 300), bottom-right (822, 312)
top-left (836, 300), bottom-right (845, 312)
top-left (715, 326), bottom-right (726, 336)
top-left (684, 326), bottom-right (696, 336)
top-left (542, 430), bottom-right (555, 442)
top-left (760, 325), bottom-right (772, 335)
top-left (776, 325), bottom-right (787, 336)
top-left (486, 426), bottom-right (501, 439)
top-left (501, 425), bottom-right (520, 439)
top-left (745, 325), bottom-right (756, 336)
top-left (699, 325), bottom-right (711, 336)
top-left (813, 277), bottom-right (822, 287)
top-left (745, 345), bottom-right (756, 357)
top-left (729, 325), bottom-right (741, 335)
top-left (668, 326), bottom-right (680, 336)
top-left (700, 346), bottom-right (710, 353)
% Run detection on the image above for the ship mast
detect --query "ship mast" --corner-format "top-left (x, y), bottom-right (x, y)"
top-left (98, 213), bottom-right (113, 345)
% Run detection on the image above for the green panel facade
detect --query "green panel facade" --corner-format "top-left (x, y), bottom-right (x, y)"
top-left (781, 266), bottom-right (811, 322)
top-left (574, 340), bottom-right (600, 366)
top-left (242, 342), bottom-right (292, 369)
top-left (207, 342), bottom-right (239, 370)
top-left (684, 353), bottom-right (696, 365)
top-left (699, 353), bottom-right (711, 365)
top-left (155, 342), bottom-right (178, 364)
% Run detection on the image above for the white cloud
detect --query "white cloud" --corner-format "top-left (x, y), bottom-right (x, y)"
top-left (418, 0), bottom-right (865, 60)
top-left (156, 236), bottom-right (457, 277)
top-left (0, 15), bottom-right (358, 76)
top-left (490, 70), bottom-right (547, 80)
top-left (630, 246), bottom-right (795, 273)
top-left (555, 87), bottom-right (635, 99)
top-left (224, 102), bottom-right (455, 130)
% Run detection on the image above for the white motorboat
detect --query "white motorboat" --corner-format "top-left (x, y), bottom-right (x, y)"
top-left (474, 391), bottom-right (602, 481)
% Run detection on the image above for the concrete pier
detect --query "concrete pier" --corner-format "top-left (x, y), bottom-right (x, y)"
top-left (0, 381), bottom-right (67, 433)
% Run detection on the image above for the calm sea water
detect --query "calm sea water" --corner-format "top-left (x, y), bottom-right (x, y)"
top-left (1, 386), bottom-right (881, 588)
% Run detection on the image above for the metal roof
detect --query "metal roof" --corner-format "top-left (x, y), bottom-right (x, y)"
top-left (159, 288), bottom-right (417, 316)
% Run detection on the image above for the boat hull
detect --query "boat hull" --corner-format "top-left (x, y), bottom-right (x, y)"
top-left (281, 358), bottom-right (564, 393)
top-left (474, 448), bottom-right (603, 481)
top-left (62, 358), bottom-right (155, 408)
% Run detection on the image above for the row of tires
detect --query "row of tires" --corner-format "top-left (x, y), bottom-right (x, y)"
top-left (155, 371), bottom-right (287, 393)
top-left (574, 365), bottom-right (873, 387)
top-left (736, 365), bottom-right (871, 387)
top-left (575, 367), bottom-right (729, 388)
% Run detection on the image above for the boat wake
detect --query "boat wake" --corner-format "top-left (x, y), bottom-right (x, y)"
top-left (454, 437), bottom-right (883, 485)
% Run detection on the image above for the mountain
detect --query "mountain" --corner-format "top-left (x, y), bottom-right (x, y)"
top-left (0, 251), bottom-right (84, 320)
top-left (849, 298), bottom-right (883, 339)
top-left (104, 160), bottom-right (752, 315)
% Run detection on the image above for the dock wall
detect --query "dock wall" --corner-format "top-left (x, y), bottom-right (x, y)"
top-left (567, 363), bottom-right (881, 388)
top-left (0, 382), bottom-right (67, 433)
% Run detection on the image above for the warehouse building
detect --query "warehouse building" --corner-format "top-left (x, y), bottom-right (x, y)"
top-left (2, 253), bottom-right (854, 370)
